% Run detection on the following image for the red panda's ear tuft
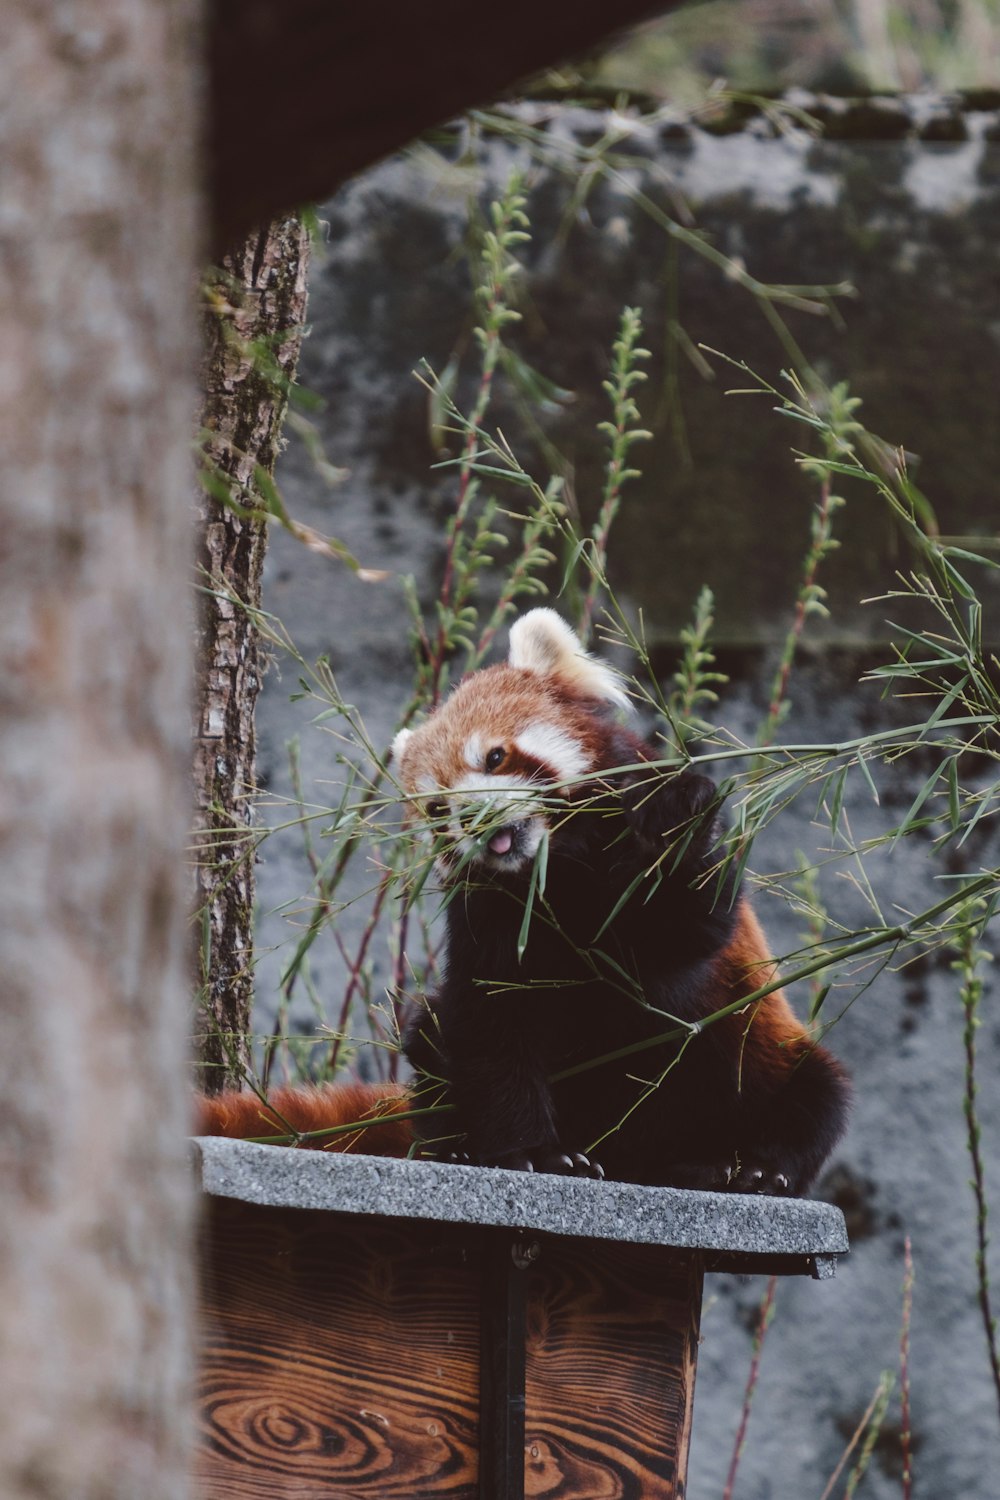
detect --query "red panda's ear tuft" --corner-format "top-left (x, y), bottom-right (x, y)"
top-left (508, 608), bottom-right (632, 712)
top-left (390, 727), bottom-right (413, 766)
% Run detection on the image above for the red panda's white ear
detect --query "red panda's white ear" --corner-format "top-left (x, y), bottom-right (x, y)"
top-left (508, 608), bottom-right (632, 712)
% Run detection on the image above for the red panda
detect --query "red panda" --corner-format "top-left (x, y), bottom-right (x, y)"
top-left (198, 608), bottom-right (849, 1196)
top-left (391, 608), bottom-right (850, 1195)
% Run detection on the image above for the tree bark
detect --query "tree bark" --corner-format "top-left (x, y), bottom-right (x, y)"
top-left (193, 216), bottom-right (312, 1091)
top-left (0, 5), bottom-right (200, 1497)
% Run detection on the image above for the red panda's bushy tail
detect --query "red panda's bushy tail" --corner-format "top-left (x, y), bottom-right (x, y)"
top-left (194, 1080), bottom-right (414, 1156)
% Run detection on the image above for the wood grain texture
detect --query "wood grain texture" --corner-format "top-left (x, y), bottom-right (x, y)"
top-left (524, 1242), bottom-right (702, 1499)
top-left (198, 1204), bottom-right (704, 1499)
top-left (198, 1200), bottom-right (481, 1497)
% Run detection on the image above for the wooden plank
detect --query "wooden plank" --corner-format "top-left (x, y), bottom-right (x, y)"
top-left (196, 1138), bottom-right (849, 1275)
top-left (523, 1242), bottom-right (702, 1499)
top-left (197, 1199), bottom-right (480, 1497)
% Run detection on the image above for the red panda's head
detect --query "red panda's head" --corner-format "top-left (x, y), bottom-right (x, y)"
top-left (391, 609), bottom-right (632, 877)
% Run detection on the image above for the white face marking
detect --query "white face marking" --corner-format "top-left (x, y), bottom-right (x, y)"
top-left (415, 773), bottom-right (437, 795)
top-left (514, 722), bottom-right (589, 785)
top-left (452, 770), bottom-right (538, 808)
top-left (463, 733), bottom-right (484, 770)
top-left (447, 771), bottom-right (547, 873)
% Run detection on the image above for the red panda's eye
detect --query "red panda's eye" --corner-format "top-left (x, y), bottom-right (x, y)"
top-left (485, 746), bottom-right (506, 772)
top-left (426, 800), bottom-right (447, 821)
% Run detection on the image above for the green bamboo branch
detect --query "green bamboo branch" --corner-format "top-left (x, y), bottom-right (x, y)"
top-left (955, 898), bottom-right (1000, 1423)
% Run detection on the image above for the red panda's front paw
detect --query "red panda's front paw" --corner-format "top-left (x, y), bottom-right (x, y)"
top-left (621, 770), bottom-right (719, 850)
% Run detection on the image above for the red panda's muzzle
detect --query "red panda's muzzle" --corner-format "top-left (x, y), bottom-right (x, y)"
top-left (443, 798), bottom-right (549, 880)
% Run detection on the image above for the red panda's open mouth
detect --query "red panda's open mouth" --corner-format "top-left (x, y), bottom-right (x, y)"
top-left (477, 819), bottom-right (543, 869)
top-left (487, 826), bottom-right (516, 856)
top-left (459, 812), bottom-right (546, 875)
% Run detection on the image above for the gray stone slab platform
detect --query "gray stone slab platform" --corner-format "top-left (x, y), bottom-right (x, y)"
top-left (194, 1137), bottom-right (848, 1279)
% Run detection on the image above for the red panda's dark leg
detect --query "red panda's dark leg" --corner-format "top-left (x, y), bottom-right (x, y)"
top-left (406, 997), bottom-right (601, 1176)
top-left (441, 1046), bottom-right (559, 1169)
top-left (731, 1043), bottom-right (852, 1196)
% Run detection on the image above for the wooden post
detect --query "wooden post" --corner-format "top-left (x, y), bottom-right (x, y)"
top-left (194, 1142), bottom-right (848, 1499)
top-left (480, 1234), bottom-right (530, 1499)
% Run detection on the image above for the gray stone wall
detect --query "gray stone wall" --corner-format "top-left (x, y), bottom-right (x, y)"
top-left (257, 100), bottom-right (1000, 1497)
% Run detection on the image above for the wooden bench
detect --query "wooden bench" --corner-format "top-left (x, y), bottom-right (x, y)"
top-left (194, 1139), bottom-right (848, 1499)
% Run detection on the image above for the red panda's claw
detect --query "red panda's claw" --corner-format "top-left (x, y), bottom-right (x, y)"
top-left (729, 1164), bottom-right (794, 1196)
top-left (487, 1147), bottom-right (604, 1178)
top-left (486, 1150), bottom-right (537, 1172)
top-left (570, 1152), bottom-right (604, 1180)
top-left (535, 1149), bottom-right (604, 1179)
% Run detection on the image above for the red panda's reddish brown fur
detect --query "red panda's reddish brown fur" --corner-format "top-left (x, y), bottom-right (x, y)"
top-left (195, 1081), bottom-right (413, 1156)
top-left (390, 608), bottom-right (850, 1194)
top-left (202, 610), bottom-right (849, 1194)
top-left (713, 904), bottom-right (818, 1084)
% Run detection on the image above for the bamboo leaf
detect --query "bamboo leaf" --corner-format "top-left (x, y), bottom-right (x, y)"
top-left (856, 752), bottom-right (881, 807)
top-left (809, 982), bottom-right (833, 1024)
top-left (594, 866), bottom-right (648, 941)
top-left (946, 754), bottom-right (960, 831)
top-left (958, 786), bottom-right (995, 848)
top-left (918, 675), bottom-right (969, 740)
top-left (893, 765), bottom-right (945, 845)
top-left (536, 828), bottom-right (549, 898)
top-left (517, 855), bottom-right (540, 962)
top-left (943, 546), bottom-right (999, 571)
top-left (826, 764), bottom-right (849, 840)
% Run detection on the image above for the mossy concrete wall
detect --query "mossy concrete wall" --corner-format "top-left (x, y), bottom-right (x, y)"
top-left (258, 99), bottom-right (1000, 1500)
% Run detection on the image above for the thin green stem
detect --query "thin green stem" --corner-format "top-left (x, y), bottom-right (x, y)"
top-left (956, 902), bottom-right (1000, 1423)
top-left (722, 1276), bottom-right (778, 1500)
top-left (901, 1236), bottom-right (914, 1500)
top-left (553, 871), bottom-right (998, 1083)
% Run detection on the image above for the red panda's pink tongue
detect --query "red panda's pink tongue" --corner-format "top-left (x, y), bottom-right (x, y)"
top-left (488, 827), bottom-right (514, 856)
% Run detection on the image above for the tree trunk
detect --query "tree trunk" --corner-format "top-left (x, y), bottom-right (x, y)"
top-left (0, 5), bottom-right (200, 1498)
top-left (193, 216), bottom-right (312, 1091)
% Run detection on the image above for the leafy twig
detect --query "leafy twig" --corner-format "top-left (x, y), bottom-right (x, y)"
top-left (577, 305), bottom-right (651, 644)
top-left (901, 1236), bottom-right (914, 1500)
top-left (955, 896), bottom-right (1000, 1421)
top-left (844, 1372), bottom-right (895, 1498)
top-left (722, 1276), bottom-right (778, 1500)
